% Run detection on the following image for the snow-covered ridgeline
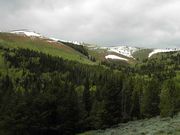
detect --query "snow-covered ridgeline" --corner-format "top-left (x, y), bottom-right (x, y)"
top-left (101, 46), bottom-right (139, 58)
top-left (105, 55), bottom-right (128, 61)
top-left (148, 48), bottom-right (180, 58)
top-left (10, 30), bottom-right (83, 45)
top-left (59, 39), bottom-right (82, 45)
top-left (48, 38), bottom-right (83, 45)
top-left (11, 30), bottom-right (41, 37)
top-left (49, 37), bottom-right (60, 42)
top-left (10, 30), bottom-right (180, 58)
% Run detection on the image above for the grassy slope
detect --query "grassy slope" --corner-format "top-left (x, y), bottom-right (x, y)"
top-left (80, 113), bottom-right (180, 135)
top-left (132, 49), bottom-right (153, 61)
top-left (0, 33), bottom-right (93, 64)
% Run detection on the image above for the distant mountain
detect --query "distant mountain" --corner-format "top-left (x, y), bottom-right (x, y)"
top-left (3, 30), bottom-right (180, 63)
top-left (101, 46), bottom-right (140, 58)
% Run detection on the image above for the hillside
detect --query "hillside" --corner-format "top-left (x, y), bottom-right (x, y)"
top-left (85, 44), bottom-right (179, 64)
top-left (0, 32), bottom-right (93, 64)
top-left (0, 30), bottom-right (179, 135)
top-left (132, 49), bottom-right (153, 61)
top-left (1, 30), bottom-right (179, 66)
top-left (79, 113), bottom-right (180, 135)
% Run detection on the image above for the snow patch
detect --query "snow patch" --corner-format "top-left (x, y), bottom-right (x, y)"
top-left (105, 55), bottom-right (128, 61)
top-left (50, 37), bottom-right (59, 42)
top-left (49, 38), bottom-right (83, 45)
top-left (10, 30), bottom-right (83, 45)
top-left (102, 46), bottom-right (140, 58)
top-left (148, 48), bottom-right (179, 58)
top-left (48, 37), bottom-right (60, 42)
top-left (60, 39), bottom-right (82, 45)
top-left (11, 30), bottom-right (41, 37)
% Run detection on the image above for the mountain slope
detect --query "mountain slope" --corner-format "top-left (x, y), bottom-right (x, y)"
top-left (86, 46), bottom-right (136, 64)
top-left (0, 30), bottom-right (179, 135)
top-left (132, 49), bottom-right (153, 61)
top-left (103, 46), bottom-right (140, 58)
top-left (149, 48), bottom-right (180, 58)
top-left (0, 32), bottom-right (93, 64)
top-left (1, 30), bottom-right (180, 65)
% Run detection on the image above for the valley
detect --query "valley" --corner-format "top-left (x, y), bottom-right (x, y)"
top-left (0, 30), bottom-right (179, 135)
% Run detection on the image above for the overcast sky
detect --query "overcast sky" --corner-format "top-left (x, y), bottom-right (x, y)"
top-left (0, 0), bottom-right (180, 48)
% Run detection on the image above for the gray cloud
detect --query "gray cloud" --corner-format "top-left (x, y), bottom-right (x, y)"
top-left (0, 0), bottom-right (180, 48)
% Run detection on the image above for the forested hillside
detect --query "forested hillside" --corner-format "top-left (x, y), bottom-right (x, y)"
top-left (0, 44), bottom-right (179, 135)
top-left (1, 0), bottom-right (180, 133)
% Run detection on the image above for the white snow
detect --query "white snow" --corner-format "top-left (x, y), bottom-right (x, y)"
top-left (60, 39), bottom-right (82, 45)
top-left (50, 38), bottom-right (83, 45)
top-left (49, 38), bottom-right (83, 45)
top-left (148, 48), bottom-right (179, 58)
top-left (10, 30), bottom-right (84, 45)
top-left (9, 29), bottom-right (85, 46)
top-left (50, 37), bottom-right (59, 41)
top-left (49, 37), bottom-right (60, 42)
top-left (102, 46), bottom-right (139, 58)
top-left (105, 55), bottom-right (128, 61)
top-left (11, 30), bottom-right (41, 37)
top-left (72, 41), bottom-right (82, 45)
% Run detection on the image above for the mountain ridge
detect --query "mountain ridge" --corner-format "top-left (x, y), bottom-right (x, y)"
top-left (2, 30), bottom-right (180, 62)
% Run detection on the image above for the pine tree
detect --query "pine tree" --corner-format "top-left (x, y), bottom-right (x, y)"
top-left (83, 79), bottom-right (92, 115)
top-left (160, 80), bottom-right (176, 117)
